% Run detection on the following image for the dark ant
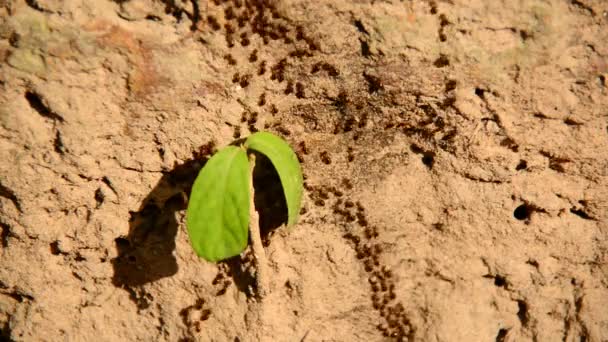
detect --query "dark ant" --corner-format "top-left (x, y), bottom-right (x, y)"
top-left (388, 317), bottom-right (398, 328)
top-left (323, 63), bottom-right (339, 76)
top-left (297, 141), bottom-right (309, 154)
top-left (224, 54), bottom-right (237, 65)
top-left (207, 16), bottom-right (221, 30)
top-left (239, 74), bottom-right (251, 88)
top-left (226, 34), bottom-right (235, 48)
top-left (296, 26), bottom-right (304, 40)
top-left (237, 16), bottom-right (247, 28)
top-left (195, 141), bottom-right (216, 158)
top-left (224, 23), bottom-right (235, 34)
top-left (358, 217), bottom-right (368, 227)
top-left (275, 125), bottom-right (291, 136)
top-left (277, 24), bottom-right (289, 34)
top-left (212, 273), bottom-right (223, 285)
top-left (318, 187), bottom-right (329, 199)
top-left (247, 112), bottom-right (258, 125)
top-left (258, 61), bottom-right (266, 75)
top-left (200, 309), bottom-right (211, 321)
top-left (295, 82), bottom-right (305, 98)
top-left (347, 147), bottom-right (354, 162)
top-left (342, 178), bottom-right (353, 189)
top-left (224, 7), bottom-right (235, 20)
top-left (382, 294), bottom-right (390, 304)
top-left (356, 201), bottom-right (365, 212)
top-left (373, 244), bottom-right (381, 254)
top-left (216, 279), bottom-right (231, 296)
top-left (372, 255), bottom-right (380, 266)
top-left (356, 212), bottom-right (365, 222)
top-left (307, 39), bottom-right (318, 51)
top-left (284, 80), bottom-right (294, 95)
top-left (249, 50), bottom-right (258, 63)
top-left (362, 244), bottom-right (371, 255)
top-left (290, 50), bottom-right (312, 58)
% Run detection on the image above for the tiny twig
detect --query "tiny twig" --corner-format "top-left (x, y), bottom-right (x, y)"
top-left (248, 154), bottom-right (269, 299)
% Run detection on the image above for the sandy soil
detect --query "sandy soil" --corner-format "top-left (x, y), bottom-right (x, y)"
top-left (1, 0), bottom-right (607, 341)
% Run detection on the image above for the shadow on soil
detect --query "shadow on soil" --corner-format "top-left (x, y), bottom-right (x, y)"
top-left (110, 145), bottom-right (287, 303)
top-left (111, 156), bottom-right (206, 288)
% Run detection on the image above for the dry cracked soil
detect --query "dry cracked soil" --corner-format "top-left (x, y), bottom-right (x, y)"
top-left (1, 0), bottom-right (608, 341)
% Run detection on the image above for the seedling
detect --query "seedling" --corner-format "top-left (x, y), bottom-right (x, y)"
top-left (186, 132), bottom-right (303, 265)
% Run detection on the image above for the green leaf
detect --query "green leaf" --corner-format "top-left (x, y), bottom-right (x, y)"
top-left (186, 146), bottom-right (250, 262)
top-left (245, 132), bottom-right (303, 226)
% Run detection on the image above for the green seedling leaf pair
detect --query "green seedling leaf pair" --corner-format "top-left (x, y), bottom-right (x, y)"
top-left (186, 132), bottom-right (303, 262)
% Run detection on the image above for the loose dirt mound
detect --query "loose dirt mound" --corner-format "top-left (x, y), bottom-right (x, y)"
top-left (1, 0), bottom-right (607, 341)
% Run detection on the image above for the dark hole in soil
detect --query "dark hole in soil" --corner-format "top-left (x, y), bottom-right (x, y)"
top-left (513, 204), bottom-right (531, 220)
top-left (421, 152), bottom-right (435, 168)
top-left (494, 274), bottom-right (507, 287)
top-left (516, 160), bottom-right (527, 171)
top-left (517, 300), bottom-right (528, 325)
top-left (570, 207), bottom-right (593, 220)
top-left (495, 328), bottom-right (509, 342)
top-left (0, 223), bottom-right (10, 248)
top-left (360, 39), bottom-right (371, 57)
top-left (433, 54), bottom-right (450, 67)
top-left (445, 79), bottom-right (457, 91)
top-left (49, 241), bottom-right (62, 255)
top-left (519, 30), bottom-right (532, 40)
top-left (24, 91), bottom-right (63, 122)
top-left (353, 19), bottom-right (369, 34)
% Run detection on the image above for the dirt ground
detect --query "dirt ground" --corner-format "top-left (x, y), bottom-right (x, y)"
top-left (0, 0), bottom-right (607, 341)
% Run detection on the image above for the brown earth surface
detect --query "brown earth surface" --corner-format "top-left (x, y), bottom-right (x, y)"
top-left (1, 0), bottom-right (607, 341)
